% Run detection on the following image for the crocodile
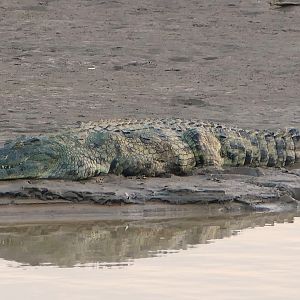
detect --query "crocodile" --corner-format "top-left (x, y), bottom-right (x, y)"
top-left (0, 119), bottom-right (299, 180)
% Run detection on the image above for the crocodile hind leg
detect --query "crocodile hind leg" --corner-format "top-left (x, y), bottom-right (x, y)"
top-left (182, 128), bottom-right (224, 167)
top-left (108, 128), bottom-right (197, 176)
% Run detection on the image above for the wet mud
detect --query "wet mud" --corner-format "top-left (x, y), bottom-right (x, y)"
top-left (0, 167), bottom-right (299, 212)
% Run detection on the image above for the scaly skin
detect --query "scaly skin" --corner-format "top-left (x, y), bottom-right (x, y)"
top-left (0, 119), bottom-right (299, 180)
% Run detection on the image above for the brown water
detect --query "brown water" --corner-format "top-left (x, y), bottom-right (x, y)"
top-left (0, 212), bottom-right (299, 299)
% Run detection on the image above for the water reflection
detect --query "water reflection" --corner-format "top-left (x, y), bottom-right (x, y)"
top-left (0, 212), bottom-right (298, 268)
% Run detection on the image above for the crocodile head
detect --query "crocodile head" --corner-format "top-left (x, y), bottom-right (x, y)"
top-left (0, 136), bottom-right (64, 180)
top-left (0, 134), bottom-right (112, 180)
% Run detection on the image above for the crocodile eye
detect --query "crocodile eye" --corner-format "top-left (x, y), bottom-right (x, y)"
top-left (29, 138), bottom-right (40, 143)
top-left (23, 137), bottom-right (41, 145)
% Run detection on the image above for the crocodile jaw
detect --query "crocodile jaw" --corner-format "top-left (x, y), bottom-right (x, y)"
top-left (0, 136), bottom-right (66, 180)
top-left (0, 136), bottom-right (109, 180)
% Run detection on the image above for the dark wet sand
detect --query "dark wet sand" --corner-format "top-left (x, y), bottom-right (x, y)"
top-left (0, 0), bottom-right (300, 216)
top-left (0, 167), bottom-right (299, 209)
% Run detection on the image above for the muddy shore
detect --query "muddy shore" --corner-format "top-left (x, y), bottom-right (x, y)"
top-left (0, 0), bottom-right (300, 215)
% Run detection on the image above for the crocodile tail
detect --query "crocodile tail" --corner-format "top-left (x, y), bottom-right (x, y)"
top-left (289, 128), bottom-right (300, 164)
top-left (213, 126), bottom-right (300, 168)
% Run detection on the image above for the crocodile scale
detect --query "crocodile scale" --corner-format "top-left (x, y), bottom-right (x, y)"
top-left (0, 119), bottom-right (299, 180)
